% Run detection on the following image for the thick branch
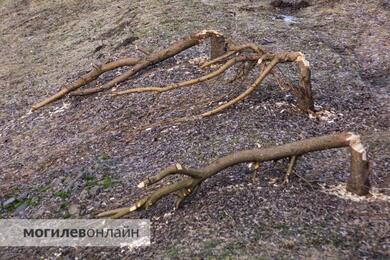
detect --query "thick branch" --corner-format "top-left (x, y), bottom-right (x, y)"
top-left (177, 132), bottom-right (357, 177)
top-left (70, 30), bottom-right (224, 96)
top-left (98, 132), bottom-right (370, 218)
top-left (346, 133), bottom-right (370, 195)
top-left (294, 53), bottom-right (315, 111)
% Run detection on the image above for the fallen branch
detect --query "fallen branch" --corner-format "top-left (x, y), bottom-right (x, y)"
top-left (69, 30), bottom-right (223, 96)
top-left (97, 132), bottom-right (370, 218)
top-left (31, 57), bottom-right (140, 110)
top-left (32, 30), bottom-right (315, 117)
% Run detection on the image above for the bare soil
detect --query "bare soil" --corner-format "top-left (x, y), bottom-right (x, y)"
top-left (0, 0), bottom-right (389, 258)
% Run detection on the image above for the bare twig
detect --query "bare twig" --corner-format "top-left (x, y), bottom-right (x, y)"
top-left (283, 155), bottom-right (298, 184)
top-left (111, 54), bottom-right (258, 96)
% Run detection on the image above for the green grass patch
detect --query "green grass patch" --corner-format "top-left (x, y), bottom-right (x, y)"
top-left (85, 175), bottom-right (114, 189)
top-left (53, 191), bottom-right (69, 199)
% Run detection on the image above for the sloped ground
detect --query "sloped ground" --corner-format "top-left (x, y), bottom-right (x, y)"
top-left (0, 0), bottom-right (389, 258)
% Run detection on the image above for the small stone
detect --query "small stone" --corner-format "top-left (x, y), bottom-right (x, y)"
top-left (14, 202), bottom-right (28, 215)
top-left (3, 197), bottom-right (16, 207)
top-left (18, 192), bottom-right (29, 200)
top-left (51, 178), bottom-right (64, 192)
top-left (31, 208), bottom-right (46, 218)
top-left (68, 204), bottom-right (81, 216)
top-left (64, 172), bottom-right (83, 192)
top-left (283, 239), bottom-right (296, 249)
top-left (79, 189), bottom-right (89, 200)
top-left (89, 186), bottom-right (100, 196)
top-left (163, 212), bottom-right (172, 218)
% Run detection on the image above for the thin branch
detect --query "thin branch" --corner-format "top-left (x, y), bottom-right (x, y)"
top-left (200, 55), bottom-right (279, 117)
top-left (283, 155), bottom-right (298, 184)
top-left (111, 54), bottom-right (259, 96)
top-left (31, 57), bottom-right (140, 110)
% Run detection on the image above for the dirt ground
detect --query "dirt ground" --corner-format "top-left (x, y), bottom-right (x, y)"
top-left (0, 0), bottom-right (389, 258)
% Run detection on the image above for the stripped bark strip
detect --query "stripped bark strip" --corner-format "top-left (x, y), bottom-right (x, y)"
top-left (97, 132), bottom-right (370, 218)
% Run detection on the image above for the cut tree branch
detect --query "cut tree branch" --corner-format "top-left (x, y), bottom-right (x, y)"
top-left (32, 30), bottom-right (315, 118)
top-left (69, 30), bottom-right (224, 96)
top-left (97, 132), bottom-right (370, 218)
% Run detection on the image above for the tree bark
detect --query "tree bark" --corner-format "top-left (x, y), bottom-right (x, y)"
top-left (210, 34), bottom-right (227, 59)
